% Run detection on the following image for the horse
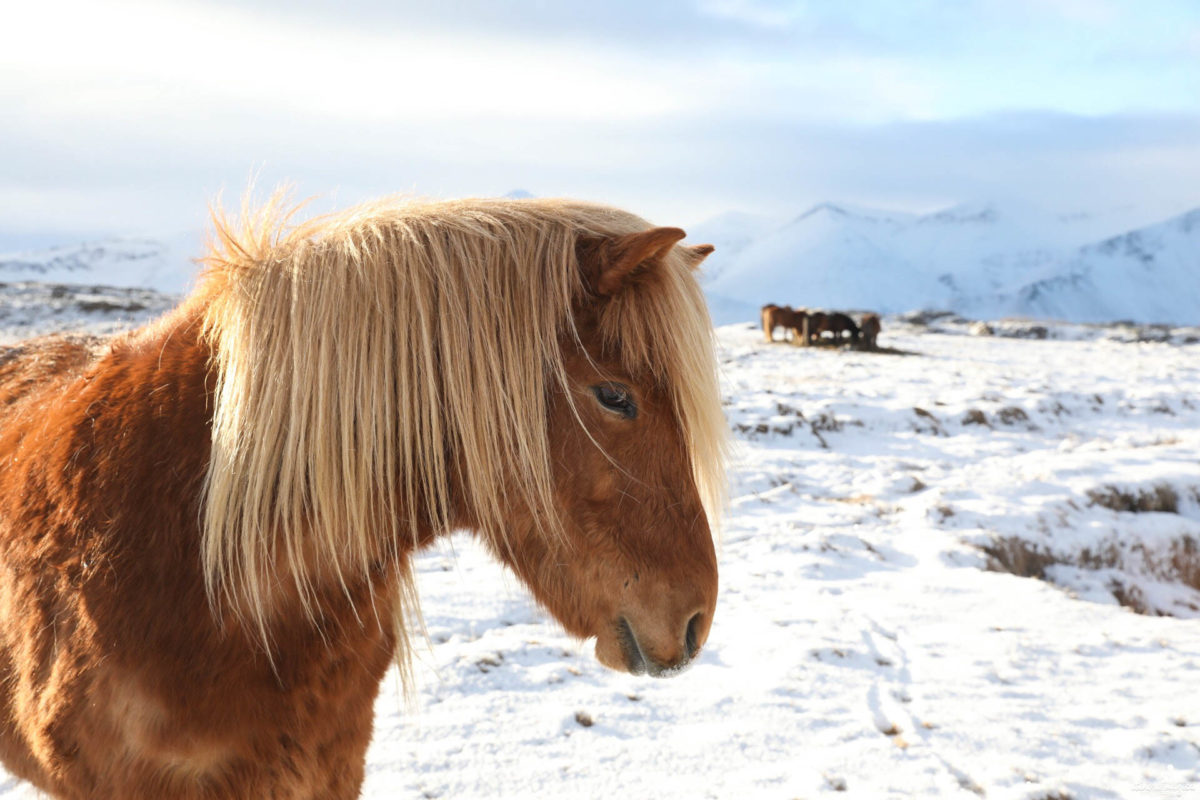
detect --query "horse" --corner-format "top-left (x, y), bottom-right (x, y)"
top-left (0, 195), bottom-right (726, 799)
top-left (761, 303), bottom-right (792, 342)
top-left (783, 308), bottom-right (809, 343)
top-left (804, 310), bottom-right (826, 344)
top-left (814, 311), bottom-right (860, 343)
top-left (860, 312), bottom-right (881, 348)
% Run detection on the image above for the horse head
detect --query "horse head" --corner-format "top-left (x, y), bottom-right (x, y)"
top-left (485, 227), bottom-right (721, 677)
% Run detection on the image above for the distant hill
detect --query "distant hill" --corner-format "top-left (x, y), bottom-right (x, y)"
top-left (694, 202), bottom-right (1200, 326)
top-left (5, 202), bottom-right (1196, 327)
top-left (0, 231), bottom-right (202, 295)
top-left (1016, 210), bottom-right (1200, 324)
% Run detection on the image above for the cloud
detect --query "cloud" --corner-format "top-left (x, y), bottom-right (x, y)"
top-left (1, 1), bottom-right (698, 124)
top-left (1, 0), bottom-right (1197, 246)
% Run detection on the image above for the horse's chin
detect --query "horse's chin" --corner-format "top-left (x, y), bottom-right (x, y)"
top-left (594, 628), bottom-right (632, 673)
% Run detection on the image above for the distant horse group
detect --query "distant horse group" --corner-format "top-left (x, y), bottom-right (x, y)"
top-left (762, 304), bottom-right (881, 348)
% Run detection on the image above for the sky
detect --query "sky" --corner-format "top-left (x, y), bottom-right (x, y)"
top-left (2, 0), bottom-right (1198, 249)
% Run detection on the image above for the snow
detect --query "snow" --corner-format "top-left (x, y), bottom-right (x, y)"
top-left (376, 321), bottom-right (1200, 798)
top-left (0, 282), bottom-right (178, 342)
top-left (2, 309), bottom-right (1198, 799)
top-left (685, 210), bottom-right (784, 285)
top-left (363, 322), bottom-right (1199, 799)
top-left (1018, 210), bottom-right (1200, 324)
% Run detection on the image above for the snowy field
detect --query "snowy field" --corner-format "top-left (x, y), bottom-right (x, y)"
top-left (2, 309), bottom-right (1199, 799)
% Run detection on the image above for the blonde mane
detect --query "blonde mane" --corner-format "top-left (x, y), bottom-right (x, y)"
top-left (197, 194), bottom-right (726, 671)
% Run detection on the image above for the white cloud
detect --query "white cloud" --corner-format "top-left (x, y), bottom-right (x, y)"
top-left (1018, 0), bottom-right (1122, 26)
top-left (1, 0), bottom-right (689, 124)
top-left (0, 1), bottom-right (1197, 244)
top-left (698, 0), bottom-right (804, 30)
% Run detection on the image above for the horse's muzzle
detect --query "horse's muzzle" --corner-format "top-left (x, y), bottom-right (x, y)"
top-left (616, 613), bottom-right (704, 677)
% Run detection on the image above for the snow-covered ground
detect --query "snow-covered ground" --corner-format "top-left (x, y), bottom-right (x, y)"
top-left (2, 312), bottom-right (1199, 799)
top-left (0, 282), bottom-right (179, 341)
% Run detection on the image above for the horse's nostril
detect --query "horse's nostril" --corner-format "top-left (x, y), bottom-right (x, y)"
top-left (684, 612), bottom-right (703, 661)
top-left (617, 616), bottom-right (648, 675)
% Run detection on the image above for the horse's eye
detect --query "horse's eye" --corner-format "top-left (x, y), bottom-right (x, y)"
top-left (591, 383), bottom-right (637, 419)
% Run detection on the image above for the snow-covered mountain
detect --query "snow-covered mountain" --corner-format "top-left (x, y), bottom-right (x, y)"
top-left (699, 202), bottom-right (1200, 326)
top-left (1017, 209), bottom-right (1200, 324)
top-left (0, 231), bottom-right (202, 295)
top-left (4, 201), bottom-right (1196, 328)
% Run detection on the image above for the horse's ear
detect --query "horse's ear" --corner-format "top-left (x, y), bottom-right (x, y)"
top-left (685, 243), bottom-right (715, 268)
top-left (591, 227), bottom-right (687, 296)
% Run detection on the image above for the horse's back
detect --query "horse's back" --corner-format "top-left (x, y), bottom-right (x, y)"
top-left (0, 334), bottom-right (108, 419)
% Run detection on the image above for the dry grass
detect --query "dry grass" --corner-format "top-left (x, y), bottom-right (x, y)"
top-left (912, 407), bottom-right (946, 436)
top-left (980, 538), bottom-right (1060, 580)
top-left (995, 406), bottom-right (1030, 425)
top-left (827, 494), bottom-right (876, 505)
top-left (1086, 483), bottom-right (1180, 514)
top-left (961, 409), bottom-right (989, 426)
top-left (983, 526), bottom-right (1200, 617)
top-left (1169, 535), bottom-right (1200, 590)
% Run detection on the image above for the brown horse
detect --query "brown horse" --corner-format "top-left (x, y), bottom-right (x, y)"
top-left (860, 312), bottom-right (881, 348)
top-left (761, 303), bottom-right (792, 342)
top-left (784, 308), bottom-right (809, 343)
top-left (0, 195), bottom-right (726, 799)
top-left (814, 311), bottom-right (860, 343)
top-left (805, 310), bottom-right (826, 343)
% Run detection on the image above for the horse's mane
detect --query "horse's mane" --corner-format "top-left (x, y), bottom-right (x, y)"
top-left (197, 193), bottom-right (725, 674)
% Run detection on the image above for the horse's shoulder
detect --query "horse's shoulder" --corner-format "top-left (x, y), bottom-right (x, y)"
top-left (0, 333), bottom-right (111, 412)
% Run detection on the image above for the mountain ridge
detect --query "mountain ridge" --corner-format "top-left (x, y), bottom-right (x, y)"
top-left (2, 202), bottom-right (1196, 326)
top-left (694, 201), bottom-right (1200, 326)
